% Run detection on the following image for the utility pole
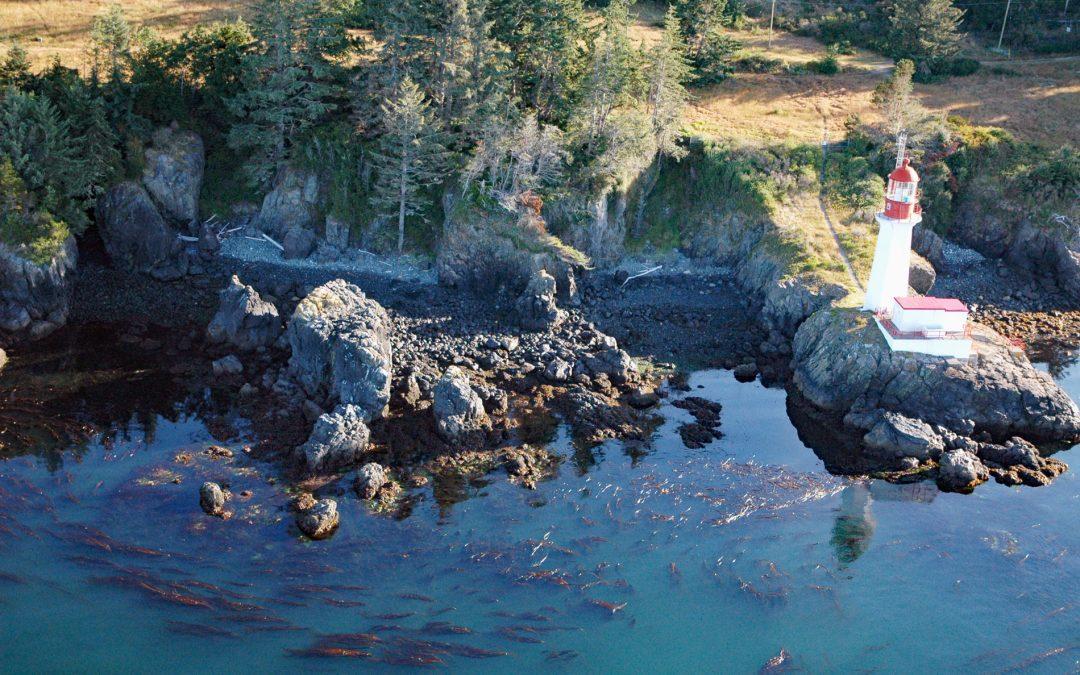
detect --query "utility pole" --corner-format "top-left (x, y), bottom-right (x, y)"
top-left (997, 0), bottom-right (1013, 51)
top-left (768, 0), bottom-right (777, 49)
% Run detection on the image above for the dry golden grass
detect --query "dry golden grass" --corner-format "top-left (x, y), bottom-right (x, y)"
top-left (1, 0), bottom-right (252, 70)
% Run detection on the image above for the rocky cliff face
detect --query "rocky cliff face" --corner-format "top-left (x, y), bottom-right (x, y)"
top-left (96, 181), bottom-right (190, 281)
top-left (0, 236), bottom-right (77, 341)
top-left (791, 308), bottom-right (1079, 489)
top-left (141, 123), bottom-right (204, 227)
top-left (953, 195), bottom-right (1080, 302)
top-left (256, 166), bottom-right (322, 239)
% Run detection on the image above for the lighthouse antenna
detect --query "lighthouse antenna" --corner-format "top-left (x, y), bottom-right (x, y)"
top-left (895, 131), bottom-right (908, 169)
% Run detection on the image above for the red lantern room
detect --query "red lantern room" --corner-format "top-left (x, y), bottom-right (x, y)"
top-left (883, 158), bottom-right (921, 221)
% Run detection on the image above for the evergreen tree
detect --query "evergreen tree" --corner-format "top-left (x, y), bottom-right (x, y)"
top-left (872, 59), bottom-right (916, 136)
top-left (675, 0), bottom-right (727, 61)
top-left (228, 0), bottom-right (344, 189)
top-left (489, 0), bottom-right (588, 123)
top-left (371, 77), bottom-right (448, 252)
top-left (646, 7), bottom-right (692, 162)
top-left (888, 0), bottom-right (965, 73)
top-left (89, 4), bottom-right (133, 82)
top-left (577, 0), bottom-right (643, 156)
top-left (0, 44), bottom-right (32, 89)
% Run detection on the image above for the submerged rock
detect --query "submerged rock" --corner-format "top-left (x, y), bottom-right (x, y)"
top-left (515, 269), bottom-right (565, 331)
top-left (141, 123), bottom-right (204, 226)
top-left (199, 481), bottom-right (226, 517)
top-left (297, 404), bottom-right (371, 474)
top-left (296, 498), bottom-right (339, 540)
top-left (207, 275), bottom-right (282, 351)
top-left (96, 181), bottom-right (188, 281)
top-left (937, 450), bottom-right (989, 492)
top-left (0, 236), bottom-right (77, 340)
top-left (433, 366), bottom-right (490, 442)
top-left (355, 462), bottom-right (389, 500)
top-left (287, 279), bottom-right (392, 421)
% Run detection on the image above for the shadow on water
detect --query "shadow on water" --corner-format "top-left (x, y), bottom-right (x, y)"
top-left (0, 324), bottom-right (231, 470)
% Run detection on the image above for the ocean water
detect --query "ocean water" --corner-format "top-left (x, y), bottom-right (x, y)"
top-left (0, 336), bottom-right (1076, 673)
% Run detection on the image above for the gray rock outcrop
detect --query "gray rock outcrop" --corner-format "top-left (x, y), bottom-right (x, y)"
top-left (207, 275), bottom-right (282, 351)
top-left (296, 498), bottom-right (339, 540)
top-left (793, 309), bottom-right (1080, 444)
top-left (515, 269), bottom-right (565, 331)
top-left (199, 481), bottom-right (226, 516)
top-left (937, 450), bottom-right (989, 492)
top-left (355, 462), bottom-right (389, 500)
top-left (433, 366), bottom-right (490, 442)
top-left (912, 224), bottom-right (945, 271)
top-left (579, 335), bottom-right (637, 384)
top-left (0, 236), bottom-right (77, 340)
top-left (792, 308), bottom-right (1079, 487)
top-left (287, 280), bottom-right (392, 420)
top-left (96, 181), bottom-right (188, 281)
top-left (256, 166), bottom-right (321, 238)
top-left (297, 404), bottom-right (371, 474)
top-left (908, 253), bottom-right (936, 295)
top-left (141, 123), bottom-right (204, 226)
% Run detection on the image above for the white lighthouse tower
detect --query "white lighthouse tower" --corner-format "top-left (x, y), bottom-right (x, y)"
top-left (863, 145), bottom-right (973, 359)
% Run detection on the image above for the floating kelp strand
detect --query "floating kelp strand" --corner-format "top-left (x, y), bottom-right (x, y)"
top-left (165, 620), bottom-right (238, 639)
top-left (286, 647), bottom-right (371, 659)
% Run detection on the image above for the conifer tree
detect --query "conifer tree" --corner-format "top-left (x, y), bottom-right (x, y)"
top-left (888, 0), bottom-right (966, 72)
top-left (227, 0), bottom-right (343, 189)
top-left (578, 0), bottom-right (643, 155)
top-left (89, 4), bottom-right (133, 82)
top-left (674, 0), bottom-right (727, 62)
top-left (646, 7), bottom-right (692, 162)
top-left (872, 59), bottom-right (916, 136)
top-left (371, 77), bottom-right (448, 253)
top-left (0, 44), bottom-right (32, 89)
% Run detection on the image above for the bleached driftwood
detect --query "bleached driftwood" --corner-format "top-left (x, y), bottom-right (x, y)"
top-left (620, 265), bottom-right (662, 288)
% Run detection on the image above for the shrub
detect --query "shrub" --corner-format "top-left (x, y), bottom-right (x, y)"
top-left (808, 52), bottom-right (840, 75)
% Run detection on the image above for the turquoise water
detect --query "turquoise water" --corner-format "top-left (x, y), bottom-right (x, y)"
top-left (0, 344), bottom-right (1077, 672)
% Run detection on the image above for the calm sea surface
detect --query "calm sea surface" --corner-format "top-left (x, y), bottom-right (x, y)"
top-left (0, 334), bottom-right (1076, 673)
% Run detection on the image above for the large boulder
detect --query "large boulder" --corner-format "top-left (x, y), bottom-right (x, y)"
top-left (355, 462), bottom-right (389, 500)
top-left (287, 280), bottom-right (392, 420)
top-left (937, 450), bottom-right (989, 492)
top-left (579, 335), bottom-right (637, 384)
top-left (207, 275), bottom-right (282, 351)
top-left (141, 123), bottom-right (204, 227)
top-left (515, 269), bottom-right (565, 331)
top-left (256, 166), bottom-right (321, 239)
top-left (908, 253), bottom-right (936, 295)
top-left (860, 411), bottom-right (945, 462)
top-left (793, 309), bottom-right (1080, 446)
top-left (283, 227), bottom-right (317, 260)
top-left (296, 498), bottom-right (339, 540)
top-left (0, 236), bottom-right (77, 341)
top-left (433, 366), bottom-right (490, 442)
top-left (297, 404), bottom-right (371, 474)
top-left (96, 182), bottom-right (188, 281)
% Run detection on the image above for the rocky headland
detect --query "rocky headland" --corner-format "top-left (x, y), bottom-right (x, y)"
top-left (791, 308), bottom-right (1079, 491)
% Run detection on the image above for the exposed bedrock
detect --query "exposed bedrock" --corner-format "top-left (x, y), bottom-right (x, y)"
top-left (141, 123), bottom-right (204, 227)
top-left (0, 236), bottom-right (77, 342)
top-left (296, 404), bottom-right (371, 474)
top-left (257, 166), bottom-right (322, 239)
top-left (432, 366), bottom-right (491, 442)
top-left (96, 181), bottom-right (189, 281)
top-left (791, 308), bottom-right (1080, 488)
top-left (286, 279), bottom-right (392, 421)
top-left (207, 275), bottom-right (282, 351)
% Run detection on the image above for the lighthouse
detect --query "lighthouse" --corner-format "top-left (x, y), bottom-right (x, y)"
top-left (863, 152), bottom-right (973, 359)
top-left (863, 157), bottom-right (922, 312)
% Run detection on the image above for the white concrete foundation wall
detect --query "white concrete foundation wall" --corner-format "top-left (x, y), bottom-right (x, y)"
top-left (875, 318), bottom-right (972, 359)
top-left (892, 306), bottom-right (968, 333)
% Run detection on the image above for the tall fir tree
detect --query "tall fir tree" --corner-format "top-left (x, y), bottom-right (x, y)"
top-left (227, 0), bottom-right (344, 189)
top-left (872, 59), bottom-right (916, 136)
top-left (888, 0), bottom-right (966, 73)
top-left (371, 77), bottom-right (448, 253)
top-left (0, 44), bottom-right (32, 89)
top-left (577, 0), bottom-right (643, 155)
top-left (646, 7), bottom-right (692, 162)
top-left (89, 4), bottom-right (133, 82)
top-left (489, 0), bottom-right (588, 123)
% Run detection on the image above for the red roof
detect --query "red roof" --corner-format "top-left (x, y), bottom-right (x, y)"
top-left (893, 296), bottom-right (968, 312)
top-left (889, 158), bottom-right (919, 183)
